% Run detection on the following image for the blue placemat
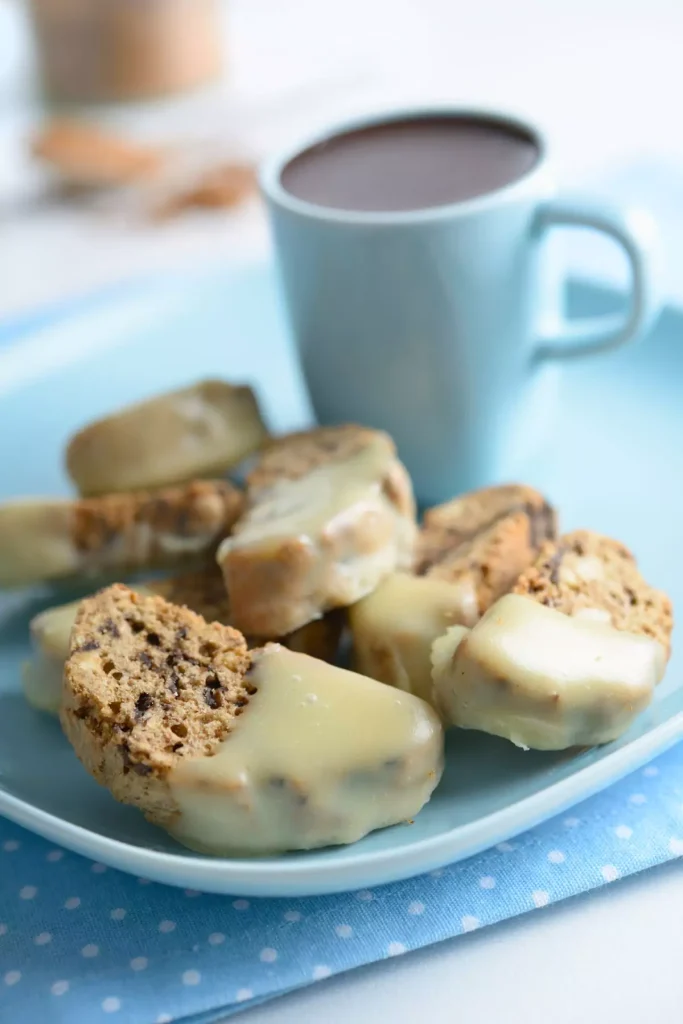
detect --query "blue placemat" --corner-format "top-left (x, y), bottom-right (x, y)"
top-left (1, 743), bottom-right (683, 1023)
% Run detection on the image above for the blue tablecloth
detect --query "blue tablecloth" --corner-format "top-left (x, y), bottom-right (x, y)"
top-left (1, 743), bottom-right (682, 1024)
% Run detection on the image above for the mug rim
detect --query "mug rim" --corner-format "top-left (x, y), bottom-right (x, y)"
top-left (259, 105), bottom-right (551, 225)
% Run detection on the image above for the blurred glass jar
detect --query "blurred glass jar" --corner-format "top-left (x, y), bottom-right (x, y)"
top-left (27, 0), bottom-right (224, 103)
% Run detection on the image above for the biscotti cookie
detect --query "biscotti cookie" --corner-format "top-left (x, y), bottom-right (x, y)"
top-left (218, 425), bottom-right (417, 637)
top-left (66, 380), bottom-right (269, 496)
top-left (433, 531), bottom-right (672, 750)
top-left (0, 479), bottom-right (242, 588)
top-left (32, 119), bottom-right (164, 188)
top-left (350, 484), bottom-right (556, 704)
top-left (24, 568), bottom-right (344, 715)
top-left (62, 585), bottom-right (443, 854)
top-left (416, 484), bottom-right (556, 614)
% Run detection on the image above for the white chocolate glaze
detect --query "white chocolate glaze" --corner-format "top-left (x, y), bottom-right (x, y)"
top-left (218, 439), bottom-right (416, 636)
top-left (350, 572), bottom-right (479, 705)
top-left (67, 381), bottom-right (268, 495)
top-left (22, 651), bottom-right (65, 715)
top-left (167, 644), bottom-right (443, 855)
top-left (0, 500), bottom-right (77, 587)
top-left (225, 438), bottom-right (413, 553)
top-left (432, 593), bottom-right (666, 750)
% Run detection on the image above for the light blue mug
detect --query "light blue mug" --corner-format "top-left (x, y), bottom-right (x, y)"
top-left (260, 107), bottom-right (660, 503)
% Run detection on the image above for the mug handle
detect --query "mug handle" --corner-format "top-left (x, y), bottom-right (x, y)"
top-left (533, 198), bottom-right (662, 363)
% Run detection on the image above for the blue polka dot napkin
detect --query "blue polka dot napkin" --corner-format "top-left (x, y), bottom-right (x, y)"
top-left (2, 744), bottom-right (683, 1024)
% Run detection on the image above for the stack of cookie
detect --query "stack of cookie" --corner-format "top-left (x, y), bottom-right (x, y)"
top-left (0, 380), bottom-right (673, 856)
top-left (5, 378), bottom-right (267, 714)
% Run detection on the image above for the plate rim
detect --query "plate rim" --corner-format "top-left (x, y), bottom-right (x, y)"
top-left (1, 271), bottom-right (680, 896)
top-left (2, 709), bottom-right (682, 897)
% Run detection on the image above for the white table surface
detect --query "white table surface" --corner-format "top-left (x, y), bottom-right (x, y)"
top-left (2, 3), bottom-right (683, 1022)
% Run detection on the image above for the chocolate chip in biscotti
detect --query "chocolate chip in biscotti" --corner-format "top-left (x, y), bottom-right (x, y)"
top-left (512, 529), bottom-right (673, 656)
top-left (217, 425), bottom-right (417, 637)
top-left (0, 479), bottom-right (243, 589)
top-left (61, 584), bottom-right (252, 823)
top-left (414, 484), bottom-right (557, 616)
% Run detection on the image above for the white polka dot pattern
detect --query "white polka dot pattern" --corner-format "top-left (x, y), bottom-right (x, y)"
top-left (0, 747), bottom-right (678, 1022)
top-left (461, 916), bottom-right (480, 932)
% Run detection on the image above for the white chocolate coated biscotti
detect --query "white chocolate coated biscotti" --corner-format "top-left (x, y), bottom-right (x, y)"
top-left (0, 480), bottom-right (242, 588)
top-left (61, 585), bottom-right (443, 855)
top-left (218, 426), bottom-right (417, 637)
top-left (432, 594), bottom-right (666, 750)
top-left (66, 380), bottom-right (269, 496)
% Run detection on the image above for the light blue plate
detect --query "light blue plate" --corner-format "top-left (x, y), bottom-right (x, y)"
top-left (0, 268), bottom-right (680, 897)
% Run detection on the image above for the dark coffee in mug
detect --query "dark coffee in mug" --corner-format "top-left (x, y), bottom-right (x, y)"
top-left (280, 115), bottom-right (539, 213)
